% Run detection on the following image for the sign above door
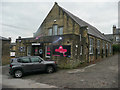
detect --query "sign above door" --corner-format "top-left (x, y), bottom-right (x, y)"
top-left (32, 43), bottom-right (41, 45)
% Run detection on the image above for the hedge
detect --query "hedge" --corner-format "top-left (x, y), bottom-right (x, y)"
top-left (112, 44), bottom-right (120, 54)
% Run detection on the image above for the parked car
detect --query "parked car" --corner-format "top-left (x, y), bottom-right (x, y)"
top-left (9, 56), bottom-right (57, 78)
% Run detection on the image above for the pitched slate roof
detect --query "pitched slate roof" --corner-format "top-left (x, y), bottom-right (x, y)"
top-left (104, 34), bottom-right (113, 41)
top-left (58, 5), bottom-right (110, 42)
top-left (0, 36), bottom-right (10, 41)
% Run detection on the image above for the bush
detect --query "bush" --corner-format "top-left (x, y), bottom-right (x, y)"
top-left (112, 44), bottom-right (120, 54)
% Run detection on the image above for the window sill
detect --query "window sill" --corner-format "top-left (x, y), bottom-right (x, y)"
top-left (89, 53), bottom-right (93, 55)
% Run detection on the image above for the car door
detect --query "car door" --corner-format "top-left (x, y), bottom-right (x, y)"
top-left (20, 57), bottom-right (33, 72)
top-left (30, 57), bottom-right (45, 71)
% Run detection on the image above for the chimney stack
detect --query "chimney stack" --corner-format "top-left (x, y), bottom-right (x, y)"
top-left (113, 25), bottom-right (116, 34)
top-left (18, 36), bottom-right (21, 39)
top-left (55, 2), bottom-right (58, 5)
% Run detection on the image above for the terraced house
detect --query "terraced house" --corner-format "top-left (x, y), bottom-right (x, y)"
top-left (16, 2), bottom-right (112, 68)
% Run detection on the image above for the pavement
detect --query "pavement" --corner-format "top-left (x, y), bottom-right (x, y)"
top-left (2, 75), bottom-right (57, 88)
top-left (1, 66), bottom-right (57, 88)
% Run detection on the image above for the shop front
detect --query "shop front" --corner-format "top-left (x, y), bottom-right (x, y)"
top-left (16, 34), bottom-right (85, 68)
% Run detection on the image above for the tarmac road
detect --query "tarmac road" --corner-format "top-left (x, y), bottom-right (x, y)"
top-left (2, 54), bottom-right (119, 88)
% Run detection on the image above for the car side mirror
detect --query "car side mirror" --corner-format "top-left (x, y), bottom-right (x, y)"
top-left (39, 60), bottom-right (42, 63)
top-left (17, 59), bottom-right (21, 62)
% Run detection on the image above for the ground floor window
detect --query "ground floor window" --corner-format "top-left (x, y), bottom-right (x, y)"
top-left (106, 43), bottom-right (108, 53)
top-left (116, 36), bottom-right (119, 41)
top-left (80, 46), bottom-right (82, 55)
top-left (10, 52), bottom-right (15, 57)
top-left (103, 42), bottom-right (105, 54)
top-left (97, 40), bottom-right (100, 54)
top-left (89, 38), bottom-right (93, 54)
top-left (45, 46), bottom-right (51, 58)
top-left (106, 44), bottom-right (108, 49)
top-left (32, 44), bottom-right (43, 57)
top-left (109, 44), bottom-right (112, 54)
top-left (27, 46), bottom-right (31, 56)
top-left (80, 34), bottom-right (81, 41)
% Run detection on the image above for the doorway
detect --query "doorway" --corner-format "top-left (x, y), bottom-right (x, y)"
top-left (32, 45), bottom-right (43, 58)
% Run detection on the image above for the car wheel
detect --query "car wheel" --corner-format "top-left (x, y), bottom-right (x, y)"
top-left (46, 66), bottom-right (54, 73)
top-left (14, 70), bottom-right (23, 78)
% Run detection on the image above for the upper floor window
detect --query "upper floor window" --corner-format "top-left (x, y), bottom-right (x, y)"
top-left (19, 47), bottom-right (25, 52)
top-left (48, 28), bottom-right (52, 36)
top-left (97, 40), bottom-right (100, 54)
top-left (58, 27), bottom-right (63, 35)
top-left (53, 25), bottom-right (58, 35)
top-left (89, 38), bottom-right (93, 54)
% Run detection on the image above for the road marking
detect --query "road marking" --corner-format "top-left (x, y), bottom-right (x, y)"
top-left (84, 64), bottom-right (96, 69)
top-left (68, 69), bottom-right (85, 73)
top-left (80, 80), bottom-right (84, 82)
top-left (68, 64), bottom-right (96, 74)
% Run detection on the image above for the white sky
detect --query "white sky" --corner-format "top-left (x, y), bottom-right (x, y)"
top-left (0, 0), bottom-right (119, 42)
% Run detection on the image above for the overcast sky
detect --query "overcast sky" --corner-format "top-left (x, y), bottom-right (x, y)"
top-left (0, 0), bottom-right (119, 42)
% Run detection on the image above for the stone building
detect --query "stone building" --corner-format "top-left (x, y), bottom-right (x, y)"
top-left (10, 43), bottom-right (16, 58)
top-left (105, 25), bottom-right (120, 44)
top-left (0, 36), bottom-right (11, 65)
top-left (16, 2), bottom-right (112, 68)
